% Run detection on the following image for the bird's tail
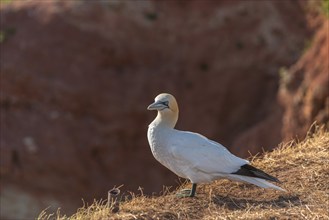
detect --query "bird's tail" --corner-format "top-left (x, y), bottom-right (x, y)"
top-left (228, 174), bottom-right (286, 192)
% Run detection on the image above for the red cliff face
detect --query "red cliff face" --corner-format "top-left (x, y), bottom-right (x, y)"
top-left (230, 19), bottom-right (329, 157)
top-left (0, 1), bottom-right (327, 219)
top-left (279, 19), bottom-right (329, 141)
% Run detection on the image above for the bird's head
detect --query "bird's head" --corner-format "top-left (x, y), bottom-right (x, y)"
top-left (148, 93), bottom-right (178, 112)
top-left (147, 93), bottom-right (179, 127)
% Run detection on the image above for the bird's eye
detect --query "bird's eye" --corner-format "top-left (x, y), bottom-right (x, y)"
top-left (162, 101), bottom-right (169, 107)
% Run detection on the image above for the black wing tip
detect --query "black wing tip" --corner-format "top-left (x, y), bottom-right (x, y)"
top-left (266, 175), bottom-right (281, 183)
top-left (233, 164), bottom-right (281, 183)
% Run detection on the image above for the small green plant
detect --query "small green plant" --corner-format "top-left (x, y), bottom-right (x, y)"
top-left (279, 67), bottom-right (291, 89)
top-left (302, 36), bottom-right (314, 54)
top-left (0, 27), bottom-right (16, 43)
top-left (0, 0), bottom-right (13, 4)
top-left (0, 31), bottom-right (5, 43)
top-left (322, 0), bottom-right (329, 17)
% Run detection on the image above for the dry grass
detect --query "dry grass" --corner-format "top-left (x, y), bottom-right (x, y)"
top-left (39, 125), bottom-right (329, 220)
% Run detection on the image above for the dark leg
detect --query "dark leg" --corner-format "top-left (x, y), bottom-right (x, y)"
top-left (176, 183), bottom-right (197, 198)
top-left (189, 183), bottom-right (197, 197)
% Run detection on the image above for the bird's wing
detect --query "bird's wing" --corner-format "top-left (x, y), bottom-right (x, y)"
top-left (170, 130), bottom-right (249, 174)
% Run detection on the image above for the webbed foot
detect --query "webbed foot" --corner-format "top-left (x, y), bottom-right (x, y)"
top-left (176, 183), bottom-right (197, 198)
top-left (176, 189), bottom-right (194, 198)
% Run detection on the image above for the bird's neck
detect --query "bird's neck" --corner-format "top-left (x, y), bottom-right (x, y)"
top-left (152, 111), bottom-right (178, 129)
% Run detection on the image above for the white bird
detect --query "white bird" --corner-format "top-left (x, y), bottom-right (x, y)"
top-left (147, 93), bottom-right (285, 197)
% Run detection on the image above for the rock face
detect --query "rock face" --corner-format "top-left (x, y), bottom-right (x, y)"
top-left (0, 1), bottom-right (327, 219)
top-left (279, 19), bottom-right (329, 141)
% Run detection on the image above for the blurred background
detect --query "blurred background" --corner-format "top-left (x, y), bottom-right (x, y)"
top-left (0, 0), bottom-right (328, 219)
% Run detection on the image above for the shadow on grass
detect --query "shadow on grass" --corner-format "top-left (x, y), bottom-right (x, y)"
top-left (212, 194), bottom-right (303, 210)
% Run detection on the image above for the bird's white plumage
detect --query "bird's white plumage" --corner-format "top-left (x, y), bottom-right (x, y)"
top-left (148, 123), bottom-right (248, 183)
top-left (147, 93), bottom-right (285, 191)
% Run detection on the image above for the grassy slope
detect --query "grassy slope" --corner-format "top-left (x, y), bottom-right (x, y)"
top-left (39, 126), bottom-right (329, 220)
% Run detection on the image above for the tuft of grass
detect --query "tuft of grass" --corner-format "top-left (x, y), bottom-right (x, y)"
top-left (39, 125), bottom-right (329, 220)
top-left (0, 27), bottom-right (16, 43)
top-left (307, 0), bottom-right (329, 17)
top-left (0, 0), bottom-right (13, 4)
top-left (322, 0), bottom-right (329, 17)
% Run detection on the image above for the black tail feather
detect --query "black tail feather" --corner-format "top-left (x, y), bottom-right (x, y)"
top-left (231, 164), bottom-right (281, 183)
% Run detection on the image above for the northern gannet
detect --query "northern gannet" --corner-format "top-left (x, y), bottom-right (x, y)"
top-left (147, 93), bottom-right (285, 197)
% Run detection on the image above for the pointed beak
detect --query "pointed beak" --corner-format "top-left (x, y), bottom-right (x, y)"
top-left (147, 101), bottom-right (167, 111)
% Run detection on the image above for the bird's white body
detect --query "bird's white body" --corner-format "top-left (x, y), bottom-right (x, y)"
top-left (148, 124), bottom-right (248, 183)
top-left (147, 93), bottom-right (285, 192)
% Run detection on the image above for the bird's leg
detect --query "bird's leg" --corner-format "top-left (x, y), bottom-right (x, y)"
top-left (176, 183), bottom-right (197, 198)
top-left (190, 183), bottom-right (197, 197)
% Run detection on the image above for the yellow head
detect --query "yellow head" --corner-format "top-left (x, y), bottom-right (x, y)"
top-left (147, 93), bottom-right (179, 128)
